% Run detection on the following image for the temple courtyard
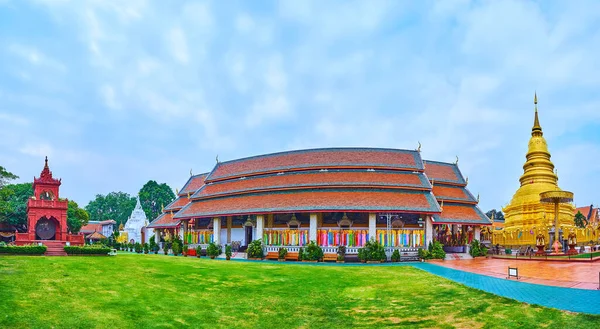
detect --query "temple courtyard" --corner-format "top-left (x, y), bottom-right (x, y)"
top-left (1, 254), bottom-right (599, 329)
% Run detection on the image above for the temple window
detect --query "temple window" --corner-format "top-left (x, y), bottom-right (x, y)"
top-left (39, 191), bottom-right (54, 200)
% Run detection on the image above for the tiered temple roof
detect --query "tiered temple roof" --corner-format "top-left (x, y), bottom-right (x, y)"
top-left (147, 173), bottom-right (208, 229)
top-left (425, 160), bottom-right (490, 225)
top-left (150, 148), bottom-right (491, 227)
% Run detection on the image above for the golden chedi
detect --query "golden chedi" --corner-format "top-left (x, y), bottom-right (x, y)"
top-left (495, 94), bottom-right (575, 246)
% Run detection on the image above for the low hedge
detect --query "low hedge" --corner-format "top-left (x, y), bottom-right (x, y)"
top-left (0, 244), bottom-right (47, 255)
top-left (64, 245), bottom-right (111, 255)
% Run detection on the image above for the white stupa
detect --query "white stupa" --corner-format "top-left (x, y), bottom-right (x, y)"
top-left (124, 196), bottom-right (153, 244)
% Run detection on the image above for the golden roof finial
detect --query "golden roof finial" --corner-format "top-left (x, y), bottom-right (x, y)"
top-left (477, 193), bottom-right (480, 203)
top-left (161, 203), bottom-right (164, 212)
top-left (416, 141), bottom-right (421, 153)
top-left (431, 179), bottom-right (434, 187)
top-left (190, 168), bottom-right (193, 177)
top-left (440, 199), bottom-right (444, 211)
top-left (455, 155), bottom-right (459, 165)
top-left (176, 188), bottom-right (179, 195)
top-left (465, 176), bottom-right (469, 185)
top-left (216, 154), bottom-right (219, 163)
top-left (533, 91), bottom-right (542, 133)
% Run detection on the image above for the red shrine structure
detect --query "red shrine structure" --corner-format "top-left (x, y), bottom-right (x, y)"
top-left (15, 157), bottom-right (84, 254)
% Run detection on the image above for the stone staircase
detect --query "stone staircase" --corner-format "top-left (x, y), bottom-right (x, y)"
top-left (42, 241), bottom-right (67, 256)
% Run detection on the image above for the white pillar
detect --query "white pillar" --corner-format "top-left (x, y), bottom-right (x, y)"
top-left (309, 213), bottom-right (317, 242)
top-left (213, 217), bottom-right (221, 245)
top-left (368, 213), bottom-right (376, 241)
top-left (256, 215), bottom-right (264, 242)
top-left (475, 226), bottom-right (481, 241)
top-left (425, 216), bottom-right (433, 248)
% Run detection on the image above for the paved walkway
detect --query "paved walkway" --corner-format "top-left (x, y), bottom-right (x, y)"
top-left (411, 262), bottom-right (600, 315)
top-left (431, 258), bottom-right (600, 290)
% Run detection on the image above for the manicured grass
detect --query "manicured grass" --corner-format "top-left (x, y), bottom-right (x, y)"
top-left (1, 255), bottom-right (599, 329)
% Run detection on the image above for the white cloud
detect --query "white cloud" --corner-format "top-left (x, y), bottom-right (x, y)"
top-left (99, 84), bottom-right (121, 110)
top-left (166, 27), bottom-right (190, 64)
top-left (19, 143), bottom-right (54, 158)
top-left (7, 44), bottom-right (66, 72)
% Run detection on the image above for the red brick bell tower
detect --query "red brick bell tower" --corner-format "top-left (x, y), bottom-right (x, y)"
top-left (15, 157), bottom-right (83, 247)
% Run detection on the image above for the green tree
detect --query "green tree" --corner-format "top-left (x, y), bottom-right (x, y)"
top-left (486, 209), bottom-right (504, 221)
top-left (138, 181), bottom-right (175, 221)
top-left (0, 165), bottom-right (18, 188)
top-left (574, 211), bottom-right (588, 228)
top-left (0, 183), bottom-right (33, 231)
top-left (85, 192), bottom-right (136, 227)
top-left (67, 200), bottom-right (89, 234)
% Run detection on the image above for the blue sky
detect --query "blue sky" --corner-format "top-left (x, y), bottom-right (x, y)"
top-left (1, 0), bottom-right (600, 213)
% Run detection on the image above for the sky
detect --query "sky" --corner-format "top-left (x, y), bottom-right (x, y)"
top-left (1, 0), bottom-right (600, 213)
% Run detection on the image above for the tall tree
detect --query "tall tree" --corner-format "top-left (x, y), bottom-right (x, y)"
top-left (85, 192), bottom-right (136, 227)
top-left (67, 200), bottom-right (89, 233)
top-left (139, 180), bottom-right (175, 221)
top-left (0, 165), bottom-right (18, 188)
top-left (0, 183), bottom-right (33, 231)
top-left (574, 211), bottom-right (588, 228)
top-left (486, 209), bottom-right (505, 221)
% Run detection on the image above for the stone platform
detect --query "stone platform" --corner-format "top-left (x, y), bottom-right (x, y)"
top-left (431, 258), bottom-right (600, 290)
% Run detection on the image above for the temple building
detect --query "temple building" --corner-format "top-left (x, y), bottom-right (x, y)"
top-left (15, 157), bottom-right (84, 254)
top-left (147, 173), bottom-right (208, 244)
top-left (80, 220), bottom-right (116, 241)
top-left (493, 95), bottom-right (588, 247)
top-left (123, 196), bottom-right (153, 244)
top-left (149, 148), bottom-right (491, 257)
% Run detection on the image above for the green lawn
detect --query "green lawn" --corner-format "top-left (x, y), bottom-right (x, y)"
top-left (1, 255), bottom-right (598, 329)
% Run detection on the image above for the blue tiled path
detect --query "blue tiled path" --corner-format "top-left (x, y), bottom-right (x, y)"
top-left (411, 262), bottom-right (600, 315)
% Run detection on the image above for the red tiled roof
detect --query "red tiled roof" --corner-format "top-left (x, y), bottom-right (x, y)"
top-left (86, 231), bottom-right (107, 240)
top-left (165, 197), bottom-right (190, 211)
top-left (179, 173), bottom-right (208, 196)
top-left (424, 161), bottom-right (465, 185)
top-left (80, 223), bottom-right (101, 234)
top-left (195, 170), bottom-right (429, 199)
top-left (433, 204), bottom-right (491, 225)
top-left (432, 185), bottom-right (475, 203)
top-left (176, 188), bottom-right (440, 219)
top-left (206, 148), bottom-right (422, 182)
top-left (147, 212), bottom-right (180, 229)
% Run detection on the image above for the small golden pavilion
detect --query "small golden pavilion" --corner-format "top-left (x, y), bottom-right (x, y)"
top-left (492, 94), bottom-right (592, 247)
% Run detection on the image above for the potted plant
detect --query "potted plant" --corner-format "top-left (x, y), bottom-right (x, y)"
top-left (207, 242), bottom-right (220, 259)
top-left (362, 239), bottom-right (386, 263)
top-left (135, 242), bottom-right (142, 254)
top-left (172, 241), bottom-right (182, 256)
top-left (163, 241), bottom-right (170, 255)
top-left (302, 241), bottom-right (323, 262)
top-left (183, 245), bottom-right (189, 257)
top-left (225, 244), bottom-right (232, 260)
top-left (247, 239), bottom-right (264, 260)
top-left (153, 244), bottom-right (159, 254)
top-left (278, 247), bottom-right (288, 261)
top-left (357, 248), bottom-right (366, 263)
top-left (298, 247), bottom-right (304, 261)
top-left (143, 243), bottom-right (149, 254)
top-left (336, 245), bottom-right (346, 263)
top-left (391, 249), bottom-right (401, 262)
top-left (195, 245), bottom-right (202, 258)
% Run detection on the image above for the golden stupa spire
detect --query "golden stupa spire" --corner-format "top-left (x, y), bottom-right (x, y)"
top-left (518, 92), bottom-right (558, 187)
top-left (532, 92), bottom-right (542, 133)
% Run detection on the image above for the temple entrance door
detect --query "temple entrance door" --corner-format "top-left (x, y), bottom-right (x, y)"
top-left (36, 217), bottom-right (57, 240)
top-left (245, 226), bottom-right (253, 246)
top-left (141, 228), bottom-right (145, 244)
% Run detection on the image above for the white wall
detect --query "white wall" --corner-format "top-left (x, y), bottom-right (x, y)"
top-left (230, 228), bottom-right (245, 245)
